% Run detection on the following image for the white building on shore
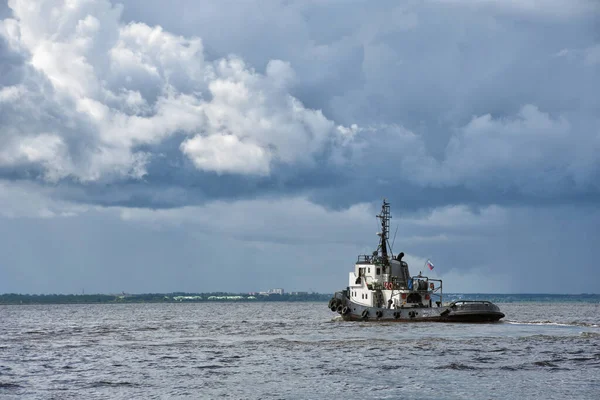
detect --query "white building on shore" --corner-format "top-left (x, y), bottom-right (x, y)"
top-left (257, 288), bottom-right (285, 295)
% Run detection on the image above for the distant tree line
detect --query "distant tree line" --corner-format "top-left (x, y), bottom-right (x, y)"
top-left (0, 292), bottom-right (332, 305)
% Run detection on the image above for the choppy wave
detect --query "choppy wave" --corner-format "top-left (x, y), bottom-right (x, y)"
top-left (1, 301), bottom-right (599, 399)
top-left (0, 382), bottom-right (22, 389)
top-left (581, 331), bottom-right (600, 338)
top-left (88, 381), bottom-right (139, 388)
top-left (440, 362), bottom-right (479, 370)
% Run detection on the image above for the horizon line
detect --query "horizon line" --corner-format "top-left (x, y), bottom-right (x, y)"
top-left (1, 292), bottom-right (599, 296)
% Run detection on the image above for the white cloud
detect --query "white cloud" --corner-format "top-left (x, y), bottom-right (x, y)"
top-left (181, 133), bottom-right (271, 175)
top-left (0, 133), bottom-right (71, 182)
top-left (439, 105), bottom-right (599, 192)
top-left (1, 0), bottom-right (597, 197)
top-left (440, 105), bottom-right (569, 186)
top-left (180, 57), bottom-right (337, 174)
top-left (344, 105), bottom-right (599, 196)
top-left (1, 0), bottom-right (350, 181)
top-left (0, 84), bottom-right (25, 102)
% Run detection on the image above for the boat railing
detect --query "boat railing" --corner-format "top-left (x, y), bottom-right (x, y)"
top-left (409, 276), bottom-right (443, 304)
top-left (448, 300), bottom-right (500, 312)
top-left (356, 255), bottom-right (374, 264)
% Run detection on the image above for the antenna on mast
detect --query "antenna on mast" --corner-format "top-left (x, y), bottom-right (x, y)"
top-left (376, 199), bottom-right (391, 267)
top-left (390, 225), bottom-right (399, 255)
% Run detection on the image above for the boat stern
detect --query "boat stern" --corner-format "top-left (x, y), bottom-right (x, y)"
top-left (442, 300), bottom-right (505, 322)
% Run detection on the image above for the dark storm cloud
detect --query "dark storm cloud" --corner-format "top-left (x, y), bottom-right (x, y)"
top-left (1, 0), bottom-right (599, 294)
top-left (2, 0), bottom-right (597, 211)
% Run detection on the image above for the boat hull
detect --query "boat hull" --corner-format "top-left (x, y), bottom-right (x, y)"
top-left (330, 296), bottom-right (505, 323)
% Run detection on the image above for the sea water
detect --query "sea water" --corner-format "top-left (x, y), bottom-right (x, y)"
top-left (1, 296), bottom-right (599, 399)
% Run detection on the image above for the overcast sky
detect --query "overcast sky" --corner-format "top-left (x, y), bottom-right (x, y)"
top-left (1, 0), bottom-right (598, 294)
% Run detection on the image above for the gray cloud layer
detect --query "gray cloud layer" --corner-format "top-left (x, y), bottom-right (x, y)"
top-left (1, 0), bottom-right (598, 293)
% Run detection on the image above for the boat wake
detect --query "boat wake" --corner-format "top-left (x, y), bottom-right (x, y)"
top-left (505, 320), bottom-right (599, 328)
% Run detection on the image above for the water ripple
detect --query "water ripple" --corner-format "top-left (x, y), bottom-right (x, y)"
top-left (0, 302), bottom-right (598, 399)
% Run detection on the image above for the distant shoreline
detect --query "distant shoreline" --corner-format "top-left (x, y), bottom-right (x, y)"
top-left (0, 292), bottom-right (598, 305)
top-left (0, 292), bottom-right (331, 305)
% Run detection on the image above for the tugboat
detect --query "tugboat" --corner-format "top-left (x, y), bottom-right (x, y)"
top-left (328, 199), bottom-right (505, 322)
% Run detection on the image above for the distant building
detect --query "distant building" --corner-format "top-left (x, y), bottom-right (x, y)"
top-left (207, 295), bottom-right (244, 300)
top-left (291, 291), bottom-right (308, 295)
top-left (173, 296), bottom-right (203, 301)
top-left (258, 288), bottom-right (285, 296)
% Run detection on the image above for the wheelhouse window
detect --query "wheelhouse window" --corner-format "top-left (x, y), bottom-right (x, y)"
top-left (376, 268), bottom-right (381, 275)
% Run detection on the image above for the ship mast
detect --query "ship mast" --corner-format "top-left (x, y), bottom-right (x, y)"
top-left (376, 199), bottom-right (391, 268)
